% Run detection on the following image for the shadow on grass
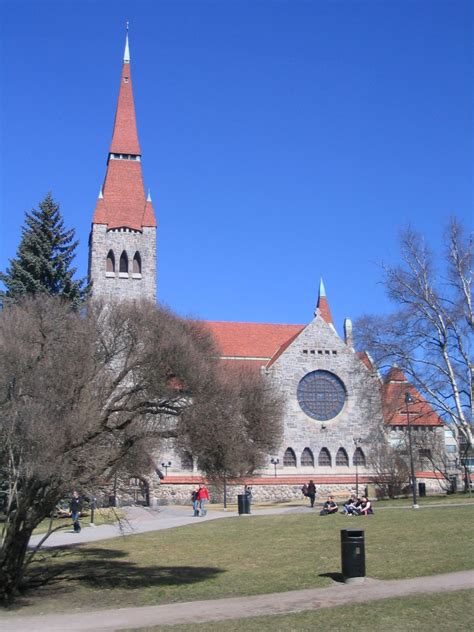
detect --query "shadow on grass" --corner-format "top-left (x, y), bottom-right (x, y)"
top-left (318, 571), bottom-right (344, 583)
top-left (18, 546), bottom-right (225, 603)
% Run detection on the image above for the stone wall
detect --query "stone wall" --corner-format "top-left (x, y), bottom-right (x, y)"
top-left (153, 477), bottom-right (445, 506)
top-left (265, 314), bottom-right (383, 471)
top-left (89, 224), bottom-right (157, 302)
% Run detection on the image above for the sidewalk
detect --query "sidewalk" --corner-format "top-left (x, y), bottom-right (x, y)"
top-left (2, 570), bottom-right (473, 631)
top-left (28, 504), bottom-right (309, 549)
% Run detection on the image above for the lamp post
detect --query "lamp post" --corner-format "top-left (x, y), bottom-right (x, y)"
top-left (161, 461), bottom-right (172, 477)
top-left (405, 392), bottom-right (419, 509)
top-left (353, 437), bottom-right (362, 497)
top-left (270, 457), bottom-right (279, 478)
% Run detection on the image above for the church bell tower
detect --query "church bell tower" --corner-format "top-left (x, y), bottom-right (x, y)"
top-left (88, 29), bottom-right (157, 302)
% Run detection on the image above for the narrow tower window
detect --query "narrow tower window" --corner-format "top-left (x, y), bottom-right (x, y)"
top-left (336, 447), bottom-right (349, 467)
top-left (301, 447), bottom-right (314, 467)
top-left (106, 250), bottom-right (115, 273)
top-left (180, 452), bottom-right (194, 471)
top-left (119, 251), bottom-right (129, 274)
top-left (133, 251), bottom-right (142, 274)
top-left (353, 447), bottom-right (366, 467)
top-left (318, 448), bottom-right (332, 467)
top-left (283, 448), bottom-right (297, 467)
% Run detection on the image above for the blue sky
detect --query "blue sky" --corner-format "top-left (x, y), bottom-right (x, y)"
top-left (0, 0), bottom-right (472, 331)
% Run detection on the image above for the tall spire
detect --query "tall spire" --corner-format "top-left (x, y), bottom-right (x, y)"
top-left (92, 30), bottom-right (156, 231)
top-left (109, 26), bottom-right (141, 155)
top-left (315, 278), bottom-right (334, 325)
top-left (123, 21), bottom-right (130, 63)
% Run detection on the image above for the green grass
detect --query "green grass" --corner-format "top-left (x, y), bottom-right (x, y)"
top-left (32, 508), bottom-right (124, 534)
top-left (2, 504), bottom-right (473, 617)
top-left (131, 590), bottom-right (474, 631)
top-left (207, 492), bottom-right (474, 512)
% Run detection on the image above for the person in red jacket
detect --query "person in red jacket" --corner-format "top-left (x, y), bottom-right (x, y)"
top-left (197, 484), bottom-right (210, 516)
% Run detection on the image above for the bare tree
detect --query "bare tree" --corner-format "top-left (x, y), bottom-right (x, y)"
top-left (178, 363), bottom-right (283, 480)
top-left (356, 219), bottom-right (473, 486)
top-left (0, 297), bottom-right (281, 605)
top-left (366, 427), bottom-right (410, 498)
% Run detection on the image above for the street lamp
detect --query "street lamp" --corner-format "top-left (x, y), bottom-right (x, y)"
top-left (270, 457), bottom-right (279, 478)
top-left (161, 461), bottom-right (172, 477)
top-left (405, 392), bottom-right (419, 509)
top-left (353, 437), bottom-right (362, 497)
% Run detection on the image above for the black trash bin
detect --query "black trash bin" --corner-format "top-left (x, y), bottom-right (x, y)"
top-left (237, 494), bottom-right (250, 515)
top-left (341, 529), bottom-right (365, 581)
top-left (418, 482), bottom-right (426, 497)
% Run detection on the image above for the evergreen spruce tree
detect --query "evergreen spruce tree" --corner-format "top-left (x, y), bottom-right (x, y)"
top-left (0, 193), bottom-right (89, 307)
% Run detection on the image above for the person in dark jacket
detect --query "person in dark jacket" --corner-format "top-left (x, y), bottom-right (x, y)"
top-left (70, 490), bottom-right (82, 533)
top-left (320, 495), bottom-right (338, 516)
top-left (191, 487), bottom-right (199, 516)
top-left (306, 480), bottom-right (316, 508)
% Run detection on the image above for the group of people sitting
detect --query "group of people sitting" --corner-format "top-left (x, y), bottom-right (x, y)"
top-left (342, 494), bottom-right (373, 516)
top-left (302, 482), bottom-right (374, 516)
top-left (305, 491), bottom-right (373, 516)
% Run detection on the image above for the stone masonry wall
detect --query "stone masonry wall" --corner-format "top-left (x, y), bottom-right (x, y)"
top-left (265, 314), bottom-right (383, 474)
top-left (154, 478), bottom-right (445, 506)
top-left (89, 224), bottom-right (157, 302)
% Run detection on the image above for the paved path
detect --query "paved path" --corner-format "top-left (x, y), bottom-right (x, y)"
top-left (28, 504), bottom-right (310, 549)
top-left (29, 501), bottom-right (474, 550)
top-left (2, 570), bottom-right (473, 631)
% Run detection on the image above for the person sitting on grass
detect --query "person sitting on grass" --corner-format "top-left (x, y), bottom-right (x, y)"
top-left (358, 496), bottom-right (373, 515)
top-left (320, 495), bottom-right (338, 515)
top-left (343, 494), bottom-right (357, 515)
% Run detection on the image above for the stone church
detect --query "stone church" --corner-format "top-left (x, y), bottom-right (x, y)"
top-left (88, 34), bottom-right (445, 503)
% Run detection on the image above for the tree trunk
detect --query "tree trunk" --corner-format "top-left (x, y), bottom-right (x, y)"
top-left (0, 488), bottom-right (57, 607)
top-left (0, 518), bottom-right (34, 606)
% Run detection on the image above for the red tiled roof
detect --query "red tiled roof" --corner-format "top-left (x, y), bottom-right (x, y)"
top-left (266, 330), bottom-right (303, 368)
top-left (203, 321), bottom-right (305, 360)
top-left (356, 351), bottom-right (375, 371)
top-left (384, 366), bottom-right (408, 383)
top-left (317, 295), bottom-right (333, 325)
top-left (110, 62), bottom-right (141, 155)
top-left (93, 160), bottom-right (156, 230)
top-left (381, 367), bottom-right (443, 427)
top-left (93, 51), bottom-right (156, 231)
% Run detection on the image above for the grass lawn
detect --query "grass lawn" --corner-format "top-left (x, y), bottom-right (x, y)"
top-left (32, 508), bottom-right (124, 535)
top-left (205, 492), bottom-right (474, 512)
top-left (131, 589), bottom-right (474, 632)
top-left (1, 502), bottom-right (472, 617)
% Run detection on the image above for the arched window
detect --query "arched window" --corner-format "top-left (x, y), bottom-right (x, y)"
top-left (180, 451), bottom-right (193, 471)
top-left (318, 448), bottom-right (332, 467)
top-left (119, 250), bottom-right (129, 273)
top-left (133, 251), bottom-right (142, 274)
top-left (353, 447), bottom-right (366, 467)
top-left (418, 448), bottom-right (432, 466)
top-left (336, 447), bottom-right (349, 467)
top-left (301, 447), bottom-right (314, 467)
top-left (283, 448), bottom-right (297, 467)
top-left (106, 249), bottom-right (115, 273)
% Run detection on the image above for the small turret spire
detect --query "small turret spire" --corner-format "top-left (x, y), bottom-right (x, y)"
top-left (314, 277), bottom-right (334, 325)
top-left (318, 278), bottom-right (326, 298)
top-left (124, 22), bottom-right (130, 63)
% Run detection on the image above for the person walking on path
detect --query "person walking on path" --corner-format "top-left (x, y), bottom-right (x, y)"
top-left (70, 490), bottom-right (82, 533)
top-left (197, 484), bottom-right (210, 516)
top-left (306, 480), bottom-right (316, 508)
top-left (191, 486), bottom-right (199, 516)
top-left (244, 485), bottom-right (252, 512)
